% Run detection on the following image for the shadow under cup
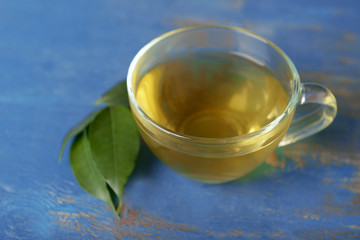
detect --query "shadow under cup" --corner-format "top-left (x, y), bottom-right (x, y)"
top-left (127, 26), bottom-right (330, 183)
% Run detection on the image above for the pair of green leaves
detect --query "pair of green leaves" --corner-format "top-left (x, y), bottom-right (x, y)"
top-left (59, 81), bottom-right (140, 215)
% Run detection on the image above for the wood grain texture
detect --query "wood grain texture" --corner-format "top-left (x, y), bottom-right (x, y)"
top-left (0, 0), bottom-right (359, 239)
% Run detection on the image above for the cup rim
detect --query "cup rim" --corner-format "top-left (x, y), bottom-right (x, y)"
top-left (127, 25), bottom-right (301, 145)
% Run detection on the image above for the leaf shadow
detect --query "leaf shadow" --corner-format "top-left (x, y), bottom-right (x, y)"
top-left (129, 141), bottom-right (158, 179)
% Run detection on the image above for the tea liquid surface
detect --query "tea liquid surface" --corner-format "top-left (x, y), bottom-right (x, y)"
top-left (135, 52), bottom-right (288, 138)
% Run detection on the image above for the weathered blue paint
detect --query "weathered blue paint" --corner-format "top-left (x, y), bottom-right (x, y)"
top-left (0, 0), bottom-right (359, 239)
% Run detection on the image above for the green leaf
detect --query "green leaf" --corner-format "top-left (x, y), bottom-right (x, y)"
top-left (94, 80), bottom-right (129, 107)
top-left (59, 110), bottom-right (101, 162)
top-left (88, 105), bottom-right (140, 210)
top-left (70, 131), bottom-right (117, 214)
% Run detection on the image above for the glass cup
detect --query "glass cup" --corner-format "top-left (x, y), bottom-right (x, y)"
top-left (127, 25), bottom-right (337, 183)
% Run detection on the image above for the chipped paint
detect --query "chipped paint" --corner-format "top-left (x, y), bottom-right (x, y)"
top-left (294, 192), bottom-right (360, 225)
top-left (265, 153), bottom-right (286, 169)
top-left (338, 56), bottom-right (358, 65)
top-left (50, 200), bottom-right (200, 239)
top-left (303, 214), bottom-right (320, 220)
top-left (228, 0), bottom-right (247, 9)
top-left (295, 227), bottom-right (360, 240)
top-left (343, 32), bottom-right (357, 42)
top-left (348, 225), bottom-right (360, 230)
top-left (171, 17), bottom-right (218, 28)
top-left (206, 228), bottom-right (255, 238)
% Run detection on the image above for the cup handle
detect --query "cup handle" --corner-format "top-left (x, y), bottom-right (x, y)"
top-left (279, 82), bottom-right (337, 147)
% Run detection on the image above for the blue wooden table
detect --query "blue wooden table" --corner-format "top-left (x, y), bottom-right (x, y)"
top-left (1, 0), bottom-right (359, 239)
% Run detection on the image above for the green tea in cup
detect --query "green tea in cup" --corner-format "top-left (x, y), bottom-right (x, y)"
top-left (127, 26), bottom-right (337, 183)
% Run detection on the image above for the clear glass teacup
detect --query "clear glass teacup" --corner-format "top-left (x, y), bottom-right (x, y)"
top-left (127, 26), bottom-right (337, 183)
